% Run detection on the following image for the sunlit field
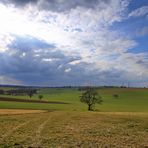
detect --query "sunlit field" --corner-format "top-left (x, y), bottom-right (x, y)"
top-left (0, 88), bottom-right (148, 112)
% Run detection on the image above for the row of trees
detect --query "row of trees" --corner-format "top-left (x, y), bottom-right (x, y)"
top-left (0, 89), bottom-right (37, 98)
top-left (0, 88), bottom-right (44, 100)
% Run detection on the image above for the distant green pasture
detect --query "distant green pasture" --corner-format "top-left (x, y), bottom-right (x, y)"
top-left (0, 88), bottom-right (148, 112)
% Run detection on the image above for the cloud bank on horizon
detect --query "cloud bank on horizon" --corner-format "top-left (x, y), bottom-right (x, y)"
top-left (0, 0), bottom-right (147, 86)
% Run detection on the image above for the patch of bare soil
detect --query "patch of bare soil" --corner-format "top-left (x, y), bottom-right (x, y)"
top-left (0, 109), bottom-right (47, 115)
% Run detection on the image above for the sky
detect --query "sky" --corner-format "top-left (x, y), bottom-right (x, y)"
top-left (0, 0), bottom-right (148, 87)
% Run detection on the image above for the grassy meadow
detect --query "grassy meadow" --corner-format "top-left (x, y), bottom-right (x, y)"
top-left (0, 87), bottom-right (148, 112)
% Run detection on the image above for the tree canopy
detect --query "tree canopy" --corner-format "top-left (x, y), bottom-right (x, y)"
top-left (80, 88), bottom-right (103, 111)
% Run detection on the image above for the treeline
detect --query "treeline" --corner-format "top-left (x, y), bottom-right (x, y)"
top-left (0, 88), bottom-right (37, 98)
top-left (78, 86), bottom-right (128, 91)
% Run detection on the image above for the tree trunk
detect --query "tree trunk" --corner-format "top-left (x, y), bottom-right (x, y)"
top-left (88, 105), bottom-right (92, 111)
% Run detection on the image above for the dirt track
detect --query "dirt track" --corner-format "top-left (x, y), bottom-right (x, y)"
top-left (0, 96), bottom-right (69, 104)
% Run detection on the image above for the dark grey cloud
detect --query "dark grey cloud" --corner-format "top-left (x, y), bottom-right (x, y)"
top-left (8, 35), bottom-right (55, 51)
top-left (1, 0), bottom-right (110, 12)
top-left (0, 0), bottom-right (37, 6)
top-left (0, 35), bottom-right (87, 85)
top-left (38, 0), bottom-right (100, 12)
top-left (0, 35), bottom-right (146, 86)
top-left (0, 34), bottom-right (126, 86)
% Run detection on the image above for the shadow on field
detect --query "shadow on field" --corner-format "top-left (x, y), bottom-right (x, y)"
top-left (0, 97), bottom-right (69, 104)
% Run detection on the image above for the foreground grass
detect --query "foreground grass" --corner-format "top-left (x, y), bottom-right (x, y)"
top-left (0, 111), bottom-right (148, 147)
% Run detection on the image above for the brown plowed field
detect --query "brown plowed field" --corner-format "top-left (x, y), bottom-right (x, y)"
top-left (0, 109), bottom-right (47, 115)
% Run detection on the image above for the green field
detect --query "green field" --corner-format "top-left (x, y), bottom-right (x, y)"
top-left (0, 88), bottom-right (148, 112)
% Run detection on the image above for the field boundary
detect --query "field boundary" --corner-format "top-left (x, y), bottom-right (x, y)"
top-left (0, 97), bottom-right (69, 104)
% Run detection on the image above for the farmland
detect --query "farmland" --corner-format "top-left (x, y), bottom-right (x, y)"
top-left (0, 87), bottom-right (148, 147)
top-left (0, 111), bottom-right (148, 147)
top-left (0, 87), bottom-right (148, 112)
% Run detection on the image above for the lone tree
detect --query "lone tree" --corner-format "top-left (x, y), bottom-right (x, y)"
top-left (38, 94), bottom-right (43, 100)
top-left (80, 88), bottom-right (103, 111)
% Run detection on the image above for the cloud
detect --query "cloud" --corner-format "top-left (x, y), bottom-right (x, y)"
top-left (0, 0), bottom-right (147, 86)
top-left (0, 33), bottom-right (14, 52)
top-left (8, 35), bottom-right (55, 51)
top-left (1, 0), bottom-right (110, 12)
top-left (129, 6), bottom-right (148, 17)
top-left (37, 0), bottom-right (112, 12)
top-left (0, 75), bottom-right (22, 85)
top-left (0, 0), bottom-right (37, 7)
top-left (0, 35), bottom-right (84, 85)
